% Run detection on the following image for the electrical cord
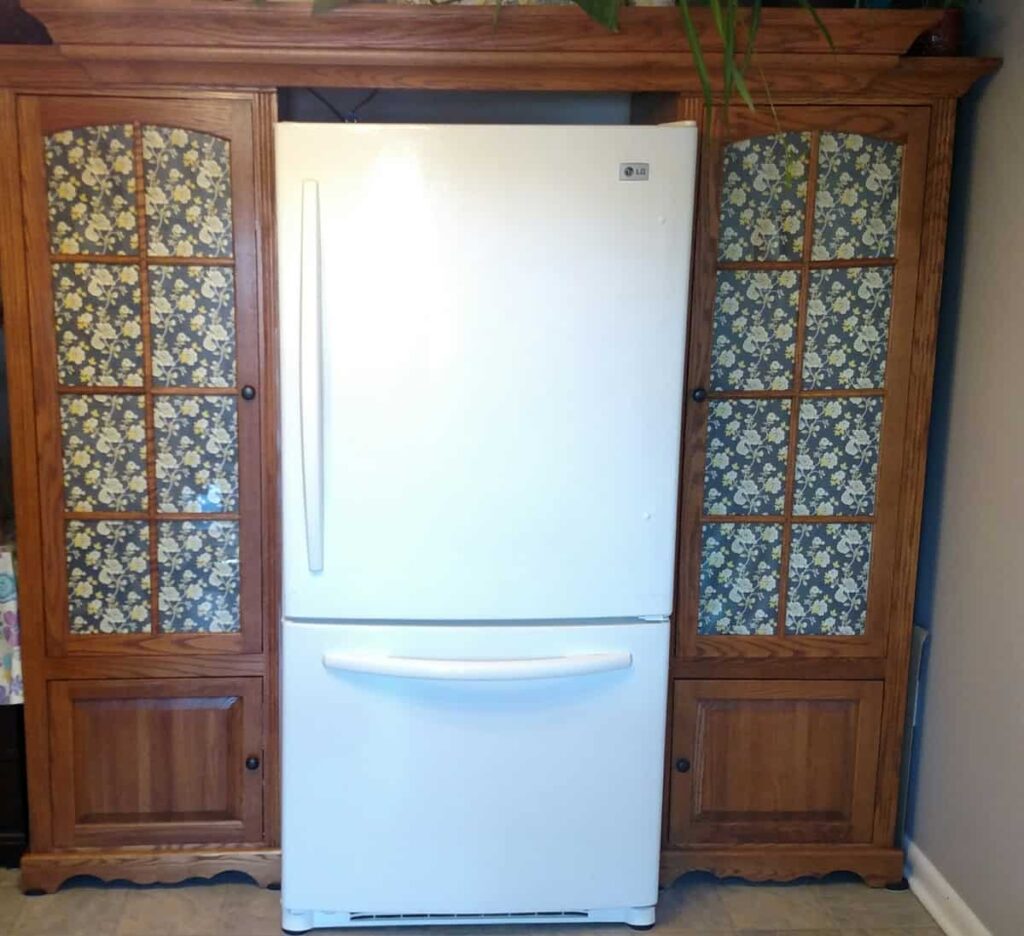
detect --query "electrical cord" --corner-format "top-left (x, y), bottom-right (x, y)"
top-left (307, 87), bottom-right (380, 123)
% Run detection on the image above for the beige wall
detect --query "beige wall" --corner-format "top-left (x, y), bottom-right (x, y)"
top-left (910, 3), bottom-right (1024, 934)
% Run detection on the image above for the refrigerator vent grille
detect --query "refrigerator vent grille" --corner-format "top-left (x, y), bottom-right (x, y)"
top-left (349, 911), bottom-right (590, 922)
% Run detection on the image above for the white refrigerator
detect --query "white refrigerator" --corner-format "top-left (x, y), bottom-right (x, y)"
top-left (277, 122), bottom-right (697, 934)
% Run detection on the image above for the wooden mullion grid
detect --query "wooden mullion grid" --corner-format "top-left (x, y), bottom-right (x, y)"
top-left (775, 130), bottom-right (821, 640)
top-left (64, 512), bottom-right (240, 522)
top-left (702, 515), bottom-right (876, 525)
top-left (707, 387), bottom-right (886, 401)
top-left (131, 121), bottom-right (161, 637)
top-left (49, 253), bottom-right (235, 267)
top-left (718, 256), bottom-right (897, 272)
top-left (56, 386), bottom-right (239, 397)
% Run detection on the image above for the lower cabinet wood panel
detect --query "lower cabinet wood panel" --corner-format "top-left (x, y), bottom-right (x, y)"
top-left (48, 678), bottom-right (263, 848)
top-left (669, 680), bottom-right (883, 846)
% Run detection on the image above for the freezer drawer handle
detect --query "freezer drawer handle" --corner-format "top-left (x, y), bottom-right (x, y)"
top-left (300, 178), bottom-right (325, 573)
top-left (321, 651), bottom-right (632, 681)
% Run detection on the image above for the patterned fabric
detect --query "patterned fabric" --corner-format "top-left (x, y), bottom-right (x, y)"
top-left (52, 262), bottom-right (144, 387)
top-left (704, 399), bottom-right (791, 516)
top-left (154, 395), bottom-right (239, 513)
top-left (698, 522), bottom-right (782, 636)
top-left (61, 394), bottom-right (148, 513)
top-left (158, 521), bottom-right (240, 633)
top-left (794, 397), bottom-right (883, 516)
top-left (143, 126), bottom-right (233, 258)
top-left (150, 265), bottom-right (237, 387)
top-left (711, 269), bottom-right (800, 391)
top-left (718, 132), bottom-right (810, 263)
top-left (0, 536), bottom-right (23, 705)
top-left (813, 132), bottom-right (903, 261)
top-left (786, 523), bottom-right (873, 636)
top-left (802, 266), bottom-right (894, 391)
top-left (45, 124), bottom-right (137, 256)
top-left (65, 520), bottom-right (151, 634)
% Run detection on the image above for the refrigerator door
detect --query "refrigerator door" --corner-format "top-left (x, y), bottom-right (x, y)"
top-left (281, 618), bottom-right (669, 923)
top-left (277, 124), bottom-right (696, 621)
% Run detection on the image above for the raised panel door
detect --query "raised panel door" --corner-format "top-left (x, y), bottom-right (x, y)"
top-left (48, 677), bottom-right (262, 847)
top-left (668, 679), bottom-right (882, 845)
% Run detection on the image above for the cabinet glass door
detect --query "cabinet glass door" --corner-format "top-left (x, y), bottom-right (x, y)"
top-left (678, 108), bottom-right (929, 659)
top-left (19, 97), bottom-right (262, 654)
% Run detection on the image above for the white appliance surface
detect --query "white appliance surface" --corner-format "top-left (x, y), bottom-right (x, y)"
top-left (281, 619), bottom-right (670, 929)
top-left (276, 123), bottom-right (697, 622)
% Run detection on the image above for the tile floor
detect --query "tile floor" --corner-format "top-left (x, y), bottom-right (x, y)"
top-left (0, 868), bottom-right (941, 936)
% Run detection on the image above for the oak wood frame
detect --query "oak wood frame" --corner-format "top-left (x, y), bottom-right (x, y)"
top-left (676, 105), bottom-right (930, 664)
top-left (0, 5), bottom-right (993, 896)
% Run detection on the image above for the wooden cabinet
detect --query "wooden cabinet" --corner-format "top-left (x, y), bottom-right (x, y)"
top-left (668, 680), bottom-right (882, 846)
top-left (0, 89), bottom-right (279, 892)
top-left (658, 97), bottom-right (958, 887)
top-left (49, 678), bottom-right (263, 847)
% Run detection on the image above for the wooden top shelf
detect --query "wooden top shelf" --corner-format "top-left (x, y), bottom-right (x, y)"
top-left (1, 5), bottom-right (1000, 97)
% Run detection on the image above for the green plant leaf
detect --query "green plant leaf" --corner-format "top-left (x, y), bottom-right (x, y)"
top-left (796, 0), bottom-right (835, 52)
top-left (677, 0), bottom-right (713, 119)
top-left (570, 0), bottom-right (621, 32)
top-left (733, 67), bottom-right (755, 112)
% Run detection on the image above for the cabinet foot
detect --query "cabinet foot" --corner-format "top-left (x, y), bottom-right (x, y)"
top-left (624, 905), bottom-right (656, 928)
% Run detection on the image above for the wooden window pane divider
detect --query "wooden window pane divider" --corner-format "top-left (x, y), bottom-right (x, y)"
top-left (64, 512), bottom-right (240, 522)
top-left (57, 386), bottom-right (240, 396)
top-left (717, 256), bottom-right (896, 272)
top-left (707, 388), bottom-right (886, 400)
top-left (701, 515), bottom-right (875, 525)
top-left (49, 253), bottom-right (235, 267)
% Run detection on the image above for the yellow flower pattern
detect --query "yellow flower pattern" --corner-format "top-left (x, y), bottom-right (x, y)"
top-left (45, 119), bottom-right (241, 637)
top-left (150, 265), bottom-right (237, 387)
top-left (158, 521), bottom-right (240, 633)
top-left (154, 395), bottom-right (239, 513)
top-left (61, 395), bottom-right (148, 513)
top-left (143, 126), bottom-right (233, 258)
top-left (45, 124), bottom-right (137, 256)
top-left (52, 262), bottom-right (144, 387)
top-left (65, 521), bottom-right (151, 635)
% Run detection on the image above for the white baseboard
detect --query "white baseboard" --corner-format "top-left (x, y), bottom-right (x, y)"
top-left (904, 838), bottom-right (992, 936)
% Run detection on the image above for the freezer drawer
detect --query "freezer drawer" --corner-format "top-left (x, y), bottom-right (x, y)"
top-left (281, 619), bottom-right (669, 923)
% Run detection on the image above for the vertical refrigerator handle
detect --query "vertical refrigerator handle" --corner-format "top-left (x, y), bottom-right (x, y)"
top-left (300, 180), bottom-right (324, 573)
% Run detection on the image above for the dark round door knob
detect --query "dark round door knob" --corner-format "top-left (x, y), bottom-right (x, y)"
top-left (245, 755), bottom-right (260, 771)
top-left (691, 388), bottom-right (707, 403)
top-left (675, 757), bottom-right (691, 774)
top-left (240, 385), bottom-right (256, 401)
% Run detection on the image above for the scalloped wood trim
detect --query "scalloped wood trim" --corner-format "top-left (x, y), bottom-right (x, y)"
top-left (660, 845), bottom-right (904, 889)
top-left (19, 848), bottom-right (280, 894)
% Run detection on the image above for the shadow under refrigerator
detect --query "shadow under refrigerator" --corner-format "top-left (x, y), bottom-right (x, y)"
top-left (277, 122), bottom-right (697, 933)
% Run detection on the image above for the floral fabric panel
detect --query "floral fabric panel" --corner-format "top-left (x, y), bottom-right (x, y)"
top-left (802, 266), bottom-right (894, 391)
top-left (703, 399), bottom-right (791, 516)
top-left (52, 262), bottom-right (144, 387)
top-left (154, 395), bottom-right (239, 513)
top-left (794, 397), bottom-right (883, 516)
top-left (143, 126), bottom-right (233, 258)
top-left (710, 269), bottom-right (800, 391)
top-left (158, 520), bottom-right (240, 634)
top-left (65, 520), bottom-right (151, 634)
top-left (718, 132), bottom-right (810, 263)
top-left (0, 539), bottom-right (23, 705)
top-left (813, 132), bottom-right (903, 261)
top-left (698, 522), bottom-right (783, 636)
top-left (60, 394), bottom-right (148, 513)
top-left (150, 265), bottom-right (237, 388)
top-left (45, 124), bottom-right (137, 256)
top-left (786, 523), bottom-right (873, 636)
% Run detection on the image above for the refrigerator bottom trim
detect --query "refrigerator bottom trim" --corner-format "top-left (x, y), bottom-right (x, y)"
top-left (282, 904), bottom-right (658, 932)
